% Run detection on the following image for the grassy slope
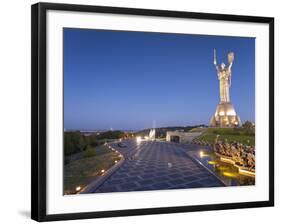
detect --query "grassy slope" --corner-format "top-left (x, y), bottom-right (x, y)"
top-left (64, 145), bottom-right (120, 194)
top-left (196, 127), bottom-right (255, 146)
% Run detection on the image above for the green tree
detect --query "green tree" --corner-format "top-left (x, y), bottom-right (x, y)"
top-left (243, 121), bottom-right (254, 129)
top-left (84, 146), bottom-right (96, 158)
top-left (64, 132), bottom-right (86, 156)
top-left (98, 131), bottom-right (125, 140)
top-left (85, 135), bottom-right (98, 147)
top-left (242, 121), bottom-right (255, 135)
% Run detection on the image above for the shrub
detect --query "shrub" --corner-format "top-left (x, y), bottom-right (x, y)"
top-left (84, 147), bottom-right (96, 158)
top-left (64, 132), bottom-right (86, 156)
top-left (85, 135), bottom-right (98, 147)
top-left (97, 131), bottom-right (125, 140)
top-left (64, 157), bottom-right (70, 165)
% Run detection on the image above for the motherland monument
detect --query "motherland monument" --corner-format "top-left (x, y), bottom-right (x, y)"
top-left (210, 49), bottom-right (241, 127)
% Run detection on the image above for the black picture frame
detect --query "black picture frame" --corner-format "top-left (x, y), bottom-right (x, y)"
top-left (31, 2), bottom-right (274, 222)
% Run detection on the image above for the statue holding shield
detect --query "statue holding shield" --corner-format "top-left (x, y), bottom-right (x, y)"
top-left (214, 49), bottom-right (234, 103)
top-left (210, 49), bottom-right (241, 127)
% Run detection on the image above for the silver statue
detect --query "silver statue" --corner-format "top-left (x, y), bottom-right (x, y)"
top-left (210, 49), bottom-right (241, 127)
top-left (214, 49), bottom-right (234, 103)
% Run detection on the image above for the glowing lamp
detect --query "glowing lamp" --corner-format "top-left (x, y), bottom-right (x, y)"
top-left (223, 171), bottom-right (237, 178)
top-left (76, 186), bottom-right (81, 191)
top-left (136, 136), bottom-right (142, 143)
top-left (199, 151), bottom-right (204, 158)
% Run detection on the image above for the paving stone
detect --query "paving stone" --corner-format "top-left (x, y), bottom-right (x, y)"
top-left (183, 171), bottom-right (193, 176)
top-left (127, 172), bottom-right (142, 176)
top-left (140, 174), bottom-right (155, 179)
top-left (168, 185), bottom-right (188, 190)
top-left (111, 173), bottom-right (129, 179)
top-left (196, 172), bottom-right (211, 179)
top-left (186, 182), bottom-right (204, 188)
top-left (120, 182), bottom-right (138, 190)
top-left (168, 173), bottom-right (182, 179)
top-left (93, 140), bottom-right (223, 193)
top-left (95, 186), bottom-right (119, 193)
top-left (125, 176), bottom-right (141, 183)
top-left (153, 176), bottom-right (171, 182)
top-left (134, 186), bottom-right (154, 191)
top-left (138, 179), bottom-right (155, 186)
top-left (155, 171), bottom-right (169, 176)
top-left (170, 178), bottom-right (186, 185)
top-left (104, 179), bottom-right (123, 185)
top-left (199, 177), bottom-right (221, 185)
top-left (151, 182), bottom-right (171, 189)
top-left (183, 176), bottom-right (199, 183)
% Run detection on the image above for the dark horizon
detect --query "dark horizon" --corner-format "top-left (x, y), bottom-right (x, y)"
top-left (64, 28), bottom-right (255, 130)
top-left (64, 124), bottom-right (240, 133)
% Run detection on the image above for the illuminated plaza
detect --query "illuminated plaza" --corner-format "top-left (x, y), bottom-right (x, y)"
top-left (63, 30), bottom-right (255, 195)
top-left (86, 140), bottom-right (223, 193)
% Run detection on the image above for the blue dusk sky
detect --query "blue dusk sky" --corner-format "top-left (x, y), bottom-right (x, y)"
top-left (64, 28), bottom-right (255, 131)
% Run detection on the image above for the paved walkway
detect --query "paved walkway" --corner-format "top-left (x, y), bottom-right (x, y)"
top-left (93, 140), bottom-right (223, 193)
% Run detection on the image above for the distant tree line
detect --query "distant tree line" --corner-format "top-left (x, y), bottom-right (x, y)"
top-left (64, 131), bottom-right (125, 156)
top-left (98, 131), bottom-right (125, 140)
top-left (136, 125), bottom-right (207, 138)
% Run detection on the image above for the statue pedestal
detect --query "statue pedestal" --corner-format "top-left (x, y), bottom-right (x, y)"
top-left (210, 102), bottom-right (241, 127)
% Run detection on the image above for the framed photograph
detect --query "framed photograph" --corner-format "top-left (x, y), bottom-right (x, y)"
top-left (31, 2), bottom-right (274, 222)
